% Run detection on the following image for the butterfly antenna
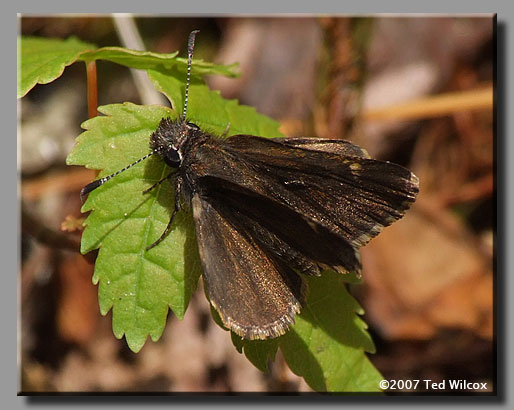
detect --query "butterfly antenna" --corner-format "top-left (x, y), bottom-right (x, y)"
top-left (80, 149), bottom-right (158, 201)
top-left (182, 29), bottom-right (200, 120)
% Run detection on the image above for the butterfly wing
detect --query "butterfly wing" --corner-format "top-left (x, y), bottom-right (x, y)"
top-left (189, 135), bottom-right (418, 276)
top-left (191, 194), bottom-right (305, 340)
top-left (271, 137), bottom-right (371, 158)
top-left (221, 135), bottom-right (418, 248)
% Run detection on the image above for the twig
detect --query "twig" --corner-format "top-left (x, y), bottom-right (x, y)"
top-left (86, 60), bottom-right (98, 118)
top-left (21, 203), bottom-right (80, 251)
top-left (362, 86), bottom-right (493, 121)
top-left (112, 13), bottom-right (167, 106)
top-left (440, 174), bottom-right (493, 206)
top-left (21, 168), bottom-right (96, 201)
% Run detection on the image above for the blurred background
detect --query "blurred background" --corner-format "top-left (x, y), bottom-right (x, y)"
top-left (19, 15), bottom-right (494, 392)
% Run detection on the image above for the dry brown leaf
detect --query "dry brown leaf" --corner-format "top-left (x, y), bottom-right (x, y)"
top-left (60, 215), bottom-right (85, 232)
top-left (361, 200), bottom-right (492, 341)
top-left (57, 253), bottom-right (98, 345)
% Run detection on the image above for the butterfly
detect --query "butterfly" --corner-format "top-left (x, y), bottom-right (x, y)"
top-left (81, 30), bottom-right (419, 340)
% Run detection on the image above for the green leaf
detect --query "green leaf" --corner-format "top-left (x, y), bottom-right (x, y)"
top-left (231, 333), bottom-right (279, 373)
top-left (66, 103), bottom-right (203, 352)
top-left (80, 46), bottom-right (238, 78)
top-left (338, 270), bottom-right (363, 285)
top-left (147, 67), bottom-right (283, 138)
top-left (66, 66), bottom-right (283, 352)
top-left (227, 270), bottom-right (381, 391)
top-left (210, 293), bottom-right (279, 373)
top-left (211, 305), bottom-right (278, 372)
top-left (18, 36), bottom-right (237, 100)
top-left (18, 36), bottom-right (96, 98)
top-left (279, 270), bottom-right (382, 392)
top-left (79, 47), bottom-right (179, 69)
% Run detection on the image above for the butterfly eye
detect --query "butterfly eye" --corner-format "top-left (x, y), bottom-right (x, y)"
top-left (163, 147), bottom-right (181, 168)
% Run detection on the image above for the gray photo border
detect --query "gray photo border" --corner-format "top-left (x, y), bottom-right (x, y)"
top-left (9, 0), bottom-right (512, 408)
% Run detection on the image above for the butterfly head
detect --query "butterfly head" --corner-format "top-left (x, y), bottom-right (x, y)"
top-left (149, 118), bottom-right (205, 168)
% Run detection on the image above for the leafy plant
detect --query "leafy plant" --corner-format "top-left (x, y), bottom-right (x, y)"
top-left (19, 34), bottom-right (383, 392)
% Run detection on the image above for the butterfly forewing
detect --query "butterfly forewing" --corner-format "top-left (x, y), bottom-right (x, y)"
top-left (190, 135), bottom-right (419, 254)
top-left (271, 137), bottom-right (371, 158)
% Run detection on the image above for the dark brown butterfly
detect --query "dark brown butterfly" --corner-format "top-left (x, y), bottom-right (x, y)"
top-left (81, 30), bottom-right (419, 340)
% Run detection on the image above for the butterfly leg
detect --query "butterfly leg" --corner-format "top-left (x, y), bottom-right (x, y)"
top-left (145, 176), bottom-right (182, 251)
top-left (221, 122), bottom-right (231, 138)
top-left (142, 171), bottom-right (177, 195)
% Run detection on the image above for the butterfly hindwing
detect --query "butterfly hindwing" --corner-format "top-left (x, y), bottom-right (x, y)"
top-left (197, 177), bottom-right (363, 276)
top-left (191, 194), bottom-right (304, 340)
